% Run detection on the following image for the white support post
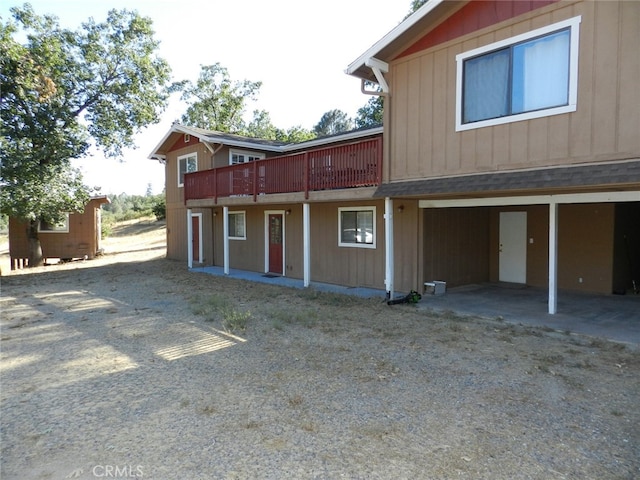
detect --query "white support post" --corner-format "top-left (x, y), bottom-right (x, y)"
top-left (187, 209), bottom-right (193, 269)
top-left (384, 197), bottom-right (394, 299)
top-left (223, 206), bottom-right (230, 275)
top-left (303, 203), bottom-right (311, 287)
top-left (548, 202), bottom-right (558, 314)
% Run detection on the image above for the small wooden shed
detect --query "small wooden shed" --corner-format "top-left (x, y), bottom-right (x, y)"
top-left (9, 196), bottom-right (110, 269)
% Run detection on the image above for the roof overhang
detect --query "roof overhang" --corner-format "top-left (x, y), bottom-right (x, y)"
top-left (345, 0), bottom-right (465, 83)
top-left (148, 123), bottom-right (383, 160)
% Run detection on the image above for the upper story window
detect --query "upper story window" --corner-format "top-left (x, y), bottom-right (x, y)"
top-left (456, 16), bottom-right (581, 131)
top-left (178, 153), bottom-right (197, 187)
top-left (338, 206), bottom-right (376, 249)
top-left (230, 150), bottom-right (265, 165)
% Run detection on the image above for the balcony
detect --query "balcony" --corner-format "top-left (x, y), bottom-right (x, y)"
top-left (184, 137), bottom-right (382, 203)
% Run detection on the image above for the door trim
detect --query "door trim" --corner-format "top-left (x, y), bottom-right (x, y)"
top-left (264, 210), bottom-right (285, 276)
top-left (499, 211), bottom-right (527, 284)
top-left (189, 211), bottom-right (203, 266)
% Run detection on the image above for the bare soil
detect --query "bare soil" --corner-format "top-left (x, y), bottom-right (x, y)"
top-left (1, 219), bottom-right (638, 479)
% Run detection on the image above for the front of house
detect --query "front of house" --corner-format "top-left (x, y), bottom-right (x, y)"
top-left (150, 0), bottom-right (639, 313)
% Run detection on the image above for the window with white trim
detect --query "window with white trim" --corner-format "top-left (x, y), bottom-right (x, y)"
top-left (39, 214), bottom-right (69, 233)
top-left (228, 211), bottom-right (246, 240)
top-left (338, 207), bottom-right (376, 249)
top-left (456, 16), bottom-right (581, 131)
top-left (178, 153), bottom-right (197, 187)
top-left (230, 150), bottom-right (265, 165)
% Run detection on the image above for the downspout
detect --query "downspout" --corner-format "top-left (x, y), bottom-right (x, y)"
top-left (187, 209), bottom-right (193, 269)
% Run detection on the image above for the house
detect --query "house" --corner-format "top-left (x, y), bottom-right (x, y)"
top-left (149, 124), bottom-right (385, 290)
top-left (150, 0), bottom-right (639, 314)
top-left (345, 0), bottom-right (640, 312)
top-left (9, 196), bottom-right (110, 269)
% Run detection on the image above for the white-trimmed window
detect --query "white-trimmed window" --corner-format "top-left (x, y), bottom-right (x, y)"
top-left (178, 153), bottom-right (197, 187)
top-left (39, 214), bottom-right (69, 233)
top-left (230, 150), bottom-right (265, 165)
top-left (456, 16), bottom-right (581, 131)
top-left (228, 211), bottom-right (246, 240)
top-left (338, 206), bottom-right (376, 249)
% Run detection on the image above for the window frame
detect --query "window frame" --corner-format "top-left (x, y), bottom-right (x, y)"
top-left (455, 15), bottom-right (581, 131)
top-left (228, 210), bottom-right (247, 240)
top-left (38, 214), bottom-right (70, 233)
top-left (338, 206), bottom-right (376, 249)
top-left (229, 149), bottom-right (265, 165)
top-left (178, 153), bottom-right (198, 188)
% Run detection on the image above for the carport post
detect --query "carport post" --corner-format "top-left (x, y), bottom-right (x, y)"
top-left (187, 209), bottom-right (193, 269)
top-left (303, 203), bottom-right (310, 287)
top-left (223, 206), bottom-right (229, 275)
top-left (385, 197), bottom-right (394, 299)
top-left (548, 201), bottom-right (558, 314)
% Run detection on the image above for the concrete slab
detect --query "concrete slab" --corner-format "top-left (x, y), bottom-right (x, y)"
top-left (190, 266), bottom-right (640, 346)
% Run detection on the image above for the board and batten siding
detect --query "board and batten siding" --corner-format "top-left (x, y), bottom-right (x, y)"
top-left (387, 0), bottom-right (640, 183)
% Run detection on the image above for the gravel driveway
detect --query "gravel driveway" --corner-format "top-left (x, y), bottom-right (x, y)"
top-left (1, 223), bottom-right (638, 479)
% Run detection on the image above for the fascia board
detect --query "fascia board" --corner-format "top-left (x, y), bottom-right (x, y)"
top-left (345, 0), bottom-right (444, 78)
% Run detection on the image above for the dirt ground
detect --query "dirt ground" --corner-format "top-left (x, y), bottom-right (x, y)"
top-left (1, 219), bottom-right (638, 479)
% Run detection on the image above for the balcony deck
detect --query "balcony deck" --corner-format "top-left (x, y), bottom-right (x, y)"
top-left (184, 137), bottom-right (382, 203)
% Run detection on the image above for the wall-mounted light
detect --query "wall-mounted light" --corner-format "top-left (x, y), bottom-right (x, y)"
top-left (213, 210), bottom-right (217, 217)
top-left (397, 205), bottom-right (404, 213)
top-left (285, 209), bottom-right (292, 215)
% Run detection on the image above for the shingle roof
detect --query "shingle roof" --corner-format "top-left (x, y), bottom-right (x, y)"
top-left (374, 160), bottom-right (640, 198)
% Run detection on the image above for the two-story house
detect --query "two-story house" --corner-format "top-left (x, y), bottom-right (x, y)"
top-left (150, 0), bottom-right (639, 315)
top-left (346, 0), bottom-right (639, 312)
top-left (149, 124), bottom-right (385, 290)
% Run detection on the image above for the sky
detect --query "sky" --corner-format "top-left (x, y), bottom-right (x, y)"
top-left (2, 0), bottom-right (411, 195)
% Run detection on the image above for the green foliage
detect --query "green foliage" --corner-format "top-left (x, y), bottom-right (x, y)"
top-left (355, 95), bottom-right (384, 129)
top-left (179, 63), bottom-right (261, 133)
top-left (152, 197), bottom-right (166, 221)
top-left (0, 4), bottom-right (173, 263)
top-left (245, 109), bottom-right (315, 143)
top-left (313, 109), bottom-right (353, 137)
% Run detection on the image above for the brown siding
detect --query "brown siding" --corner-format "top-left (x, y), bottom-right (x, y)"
top-left (388, 0), bottom-right (640, 182)
top-left (423, 207), bottom-right (490, 288)
top-left (9, 198), bottom-right (107, 265)
top-left (558, 203), bottom-right (614, 293)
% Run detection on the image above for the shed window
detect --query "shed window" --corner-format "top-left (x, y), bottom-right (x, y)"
top-left (39, 214), bottom-right (69, 233)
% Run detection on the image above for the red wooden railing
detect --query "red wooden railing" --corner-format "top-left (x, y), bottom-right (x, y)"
top-left (184, 137), bottom-right (382, 203)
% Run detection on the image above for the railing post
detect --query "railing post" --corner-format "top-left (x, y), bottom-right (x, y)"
top-left (253, 160), bottom-right (258, 202)
top-left (213, 168), bottom-right (218, 204)
top-left (376, 137), bottom-right (383, 184)
top-left (304, 152), bottom-right (309, 200)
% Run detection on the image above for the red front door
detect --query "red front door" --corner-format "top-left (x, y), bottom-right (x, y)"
top-left (191, 215), bottom-right (200, 263)
top-left (268, 214), bottom-right (283, 274)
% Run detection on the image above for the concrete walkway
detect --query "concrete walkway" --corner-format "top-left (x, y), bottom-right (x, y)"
top-left (190, 266), bottom-right (640, 346)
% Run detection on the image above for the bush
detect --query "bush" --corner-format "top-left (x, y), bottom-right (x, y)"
top-left (152, 198), bottom-right (166, 221)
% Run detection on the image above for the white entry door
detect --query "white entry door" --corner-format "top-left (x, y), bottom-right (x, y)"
top-left (499, 211), bottom-right (527, 284)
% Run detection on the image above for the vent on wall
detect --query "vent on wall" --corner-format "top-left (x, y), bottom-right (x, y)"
top-left (184, 134), bottom-right (190, 143)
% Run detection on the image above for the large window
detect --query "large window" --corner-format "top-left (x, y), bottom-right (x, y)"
top-left (338, 207), bottom-right (376, 249)
top-left (228, 211), bottom-right (246, 240)
top-left (39, 214), bottom-right (70, 233)
top-left (230, 150), bottom-right (265, 165)
top-left (456, 16), bottom-right (581, 131)
top-left (178, 153), bottom-right (197, 187)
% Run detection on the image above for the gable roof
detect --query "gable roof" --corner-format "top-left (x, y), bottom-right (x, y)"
top-left (148, 123), bottom-right (383, 161)
top-left (345, 0), bottom-right (452, 82)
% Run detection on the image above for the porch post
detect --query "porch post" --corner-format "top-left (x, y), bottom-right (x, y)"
top-left (548, 201), bottom-right (558, 314)
top-left (303, 203), bottom-right (310, 287)
top-left (223, 206), bottom-right (230, 275)
top-left (385, 197), bottom-right (394, 299)
top-left (187, 209), bottom-right (193, 269)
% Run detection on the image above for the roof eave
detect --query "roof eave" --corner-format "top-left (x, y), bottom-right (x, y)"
top-left (345, 0), bottom-right (446, 80)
